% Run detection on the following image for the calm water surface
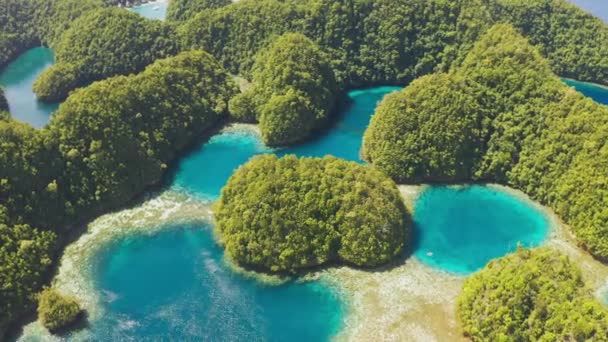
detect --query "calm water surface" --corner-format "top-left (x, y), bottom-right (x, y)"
top-left (563, 79), bottom-right (608, 105)
top-left (12, 56), bottom-right (607, 338)
top-left (129, 0), bottom-right (168, 20)
top-left (172, 86), bottom-right (402, 200)
top-left (567, 0), bottom-right (608, 22)
top-left (413, 186), bottom-right (549, 274)
top-left (0, 47), bottom-right (58, 128)
top-left (90, 224), bottom-right (344, 341)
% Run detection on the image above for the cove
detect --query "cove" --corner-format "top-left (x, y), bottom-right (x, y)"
top-left (0, 47), bottom-right (58, 128)
top-left (563, 79), bottom-right (608, 105)
top-left (88, 223), bottom-right (344, 341)
top-left (129, 0), bottom-right (168, 20)
top-left (413, 185), bottom-right (549, 274)
top-left (171, 86), bottom-right (402, 200)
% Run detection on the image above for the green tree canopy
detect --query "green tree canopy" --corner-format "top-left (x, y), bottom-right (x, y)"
top-left (167, 0), bottom-right (231, 22)
top-left (0, 207), bottom-right (55, 335)
top-left (33, 8), bottom-right (178, 101)
top-left (363, 23), bottom-right (608, 261)
top-left (214, 154), bottom-right (409, 273)
top-left (458, 248), bottom-right (608, 341)
top-left (229, 33), bottom-right (338, 146)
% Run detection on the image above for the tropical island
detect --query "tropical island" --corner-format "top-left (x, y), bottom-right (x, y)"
top-left (1, 0), bottom-right (608, 340)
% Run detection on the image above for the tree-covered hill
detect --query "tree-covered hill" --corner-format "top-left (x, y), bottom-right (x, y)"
top-left (229, 33), bottom-right (339, 146)
top-left (458, 248), bottom-right (608, 341)
top-left (33, 8), bottom-right (179, 101)
top-left (0, 0), bottom-right (607, 338)
top-left (214, 154), bottom-right (410, 273)
top-left (179, 0), bottom-right (608, 87)
top-left (363, 23), bottom-right (608, 261)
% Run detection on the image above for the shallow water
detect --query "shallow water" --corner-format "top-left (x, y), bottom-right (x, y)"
top-left (413, 186), bottom-right (549, 274)
top-left (129, 0), bottom-right (168, 20)
top-left (0, 47), bottom-right (58, 128)
top-left (14, 84), bottom-right (565, 339)
top-left (563, 78), bottom-right (608, 105)
top-left (89, 223), bottom-right (344, 341)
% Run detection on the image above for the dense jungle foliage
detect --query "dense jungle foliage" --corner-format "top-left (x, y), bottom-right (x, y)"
top-left (0, 0), bottom-right (607, 337)
top-left (229, 33), bottom-right (338, 145)
top-left (37, 288), bottom-right (82, 333)
top-left (0, 50), bottom-right (235, 337)
top-left (33, 8), bottom-right (178, 101)
top-left (214, 155), bottom-right (409, 273)
top-left (0, 0), bottom-right (107, 67)
top-left (363, 24), bottom-right (608, 261)
top-left (178, 0), bottom-right (608, 87)
top-left (458, 248), bottom-right (608, 341)
top-left (166, 0), bottom-right (231, 22)
top-left (0, 207), bottom-right (55, 335)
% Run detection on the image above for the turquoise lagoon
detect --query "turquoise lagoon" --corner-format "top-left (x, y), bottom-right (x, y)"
top-left (171, 86), bottom-right (402, 200)
top-left (413, 186), bottom-right (549, 274)
top-left (0, 47), bottom-right (58, 128)
top-left (129, 0), bottom-right (168, 20)
top-left (89, 224), bottom-right (344, 340)
top-left (11, 65), bottom-right (608, 337)
top-left (564, 78), bottom-right (608, 105)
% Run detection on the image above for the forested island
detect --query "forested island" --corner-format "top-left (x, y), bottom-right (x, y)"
top-left (1, 0), bottom-right (608, 340)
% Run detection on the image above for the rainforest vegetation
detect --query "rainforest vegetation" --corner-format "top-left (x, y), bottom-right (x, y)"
top-left (0, 0), bottom-right (607, 338)
top-left (229, 33), bottom-right (338, 146)
top-left (33, 8), bottom-right (179, 101)
top-left (0, 50), bottom-right (235, 335)
top-left (166, 0), bottom-right (231, 22)
top-left (214, 155), bottom-right (409, 273)
top-left (363, 24), bottom-right (608, 262)
top-left (458, 248), bottom-right (608, 341)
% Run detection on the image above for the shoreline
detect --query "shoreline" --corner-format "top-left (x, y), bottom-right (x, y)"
top-left (562, 77), bottom-right (608, 91)
top-left (17, 190), bottom-right (214, 340)
top-left (324, 183), bottom-right (608, 341)
top-left (14, 166), bottom-right (608, 339)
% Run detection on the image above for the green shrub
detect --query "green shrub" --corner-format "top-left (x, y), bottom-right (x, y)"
top-left (37, 288), bottom-right (82, 333)
top-left (214, 154), bottom-right (409, 273)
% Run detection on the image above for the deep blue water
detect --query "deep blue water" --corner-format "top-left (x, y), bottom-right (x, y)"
top-left (129, 0), bottom-right (168, 20)
top-left (413, 186), bottom-right (549, 274)
top-left (91, 224), bottom-right (344, 341)
top-left (563, 79), bottom-right (608, 105)
top-left (0, 47), bottom-right (58, 128)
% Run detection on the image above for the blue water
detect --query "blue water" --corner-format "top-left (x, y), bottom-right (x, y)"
top-left (563, 79), bottom-right (608, 105)
top-left (90, 224), bottom-right (344, 340)
top-left (0, 47), bottom-right (58, 128)
top-left (129, 0), bottom-right (168, 20)
top-left (413, 186), bottom-right (549, 274)
top-left (10, 84), bottom-right (551, 339)
top-left (172, 86), bottom-right (402, 200)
